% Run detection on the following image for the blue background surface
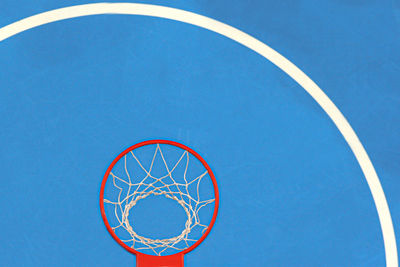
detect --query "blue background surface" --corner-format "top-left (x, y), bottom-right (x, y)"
top-left (0, 1), bottom-right (399, 266)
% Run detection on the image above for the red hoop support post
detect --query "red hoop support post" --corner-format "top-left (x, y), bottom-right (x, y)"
top-left (136, 254), bottom-right (184, 267)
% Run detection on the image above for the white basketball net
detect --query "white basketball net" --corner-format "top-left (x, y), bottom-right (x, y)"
top-left (103, 144), bottom-right (215, 256)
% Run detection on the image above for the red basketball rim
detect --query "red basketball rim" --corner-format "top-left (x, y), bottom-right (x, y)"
top-left (99, 139), bottom-right (220, 257)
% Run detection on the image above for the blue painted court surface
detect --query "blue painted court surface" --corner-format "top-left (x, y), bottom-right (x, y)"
top-left (0, 1), bottom-right (399, 266)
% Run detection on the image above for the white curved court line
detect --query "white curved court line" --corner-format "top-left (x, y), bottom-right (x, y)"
top-left (0, 3), bottom-right (397, 266)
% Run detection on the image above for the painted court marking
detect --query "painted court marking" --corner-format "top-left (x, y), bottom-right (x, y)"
top-left (0, 3), bottom-right (397, 266)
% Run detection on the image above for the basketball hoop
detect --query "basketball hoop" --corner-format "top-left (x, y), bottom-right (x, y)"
top-left (100, 140), bottom-right (219, 267)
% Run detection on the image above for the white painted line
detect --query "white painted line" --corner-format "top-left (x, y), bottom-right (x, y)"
top-left (0, 3), bottom-right (397, 266)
